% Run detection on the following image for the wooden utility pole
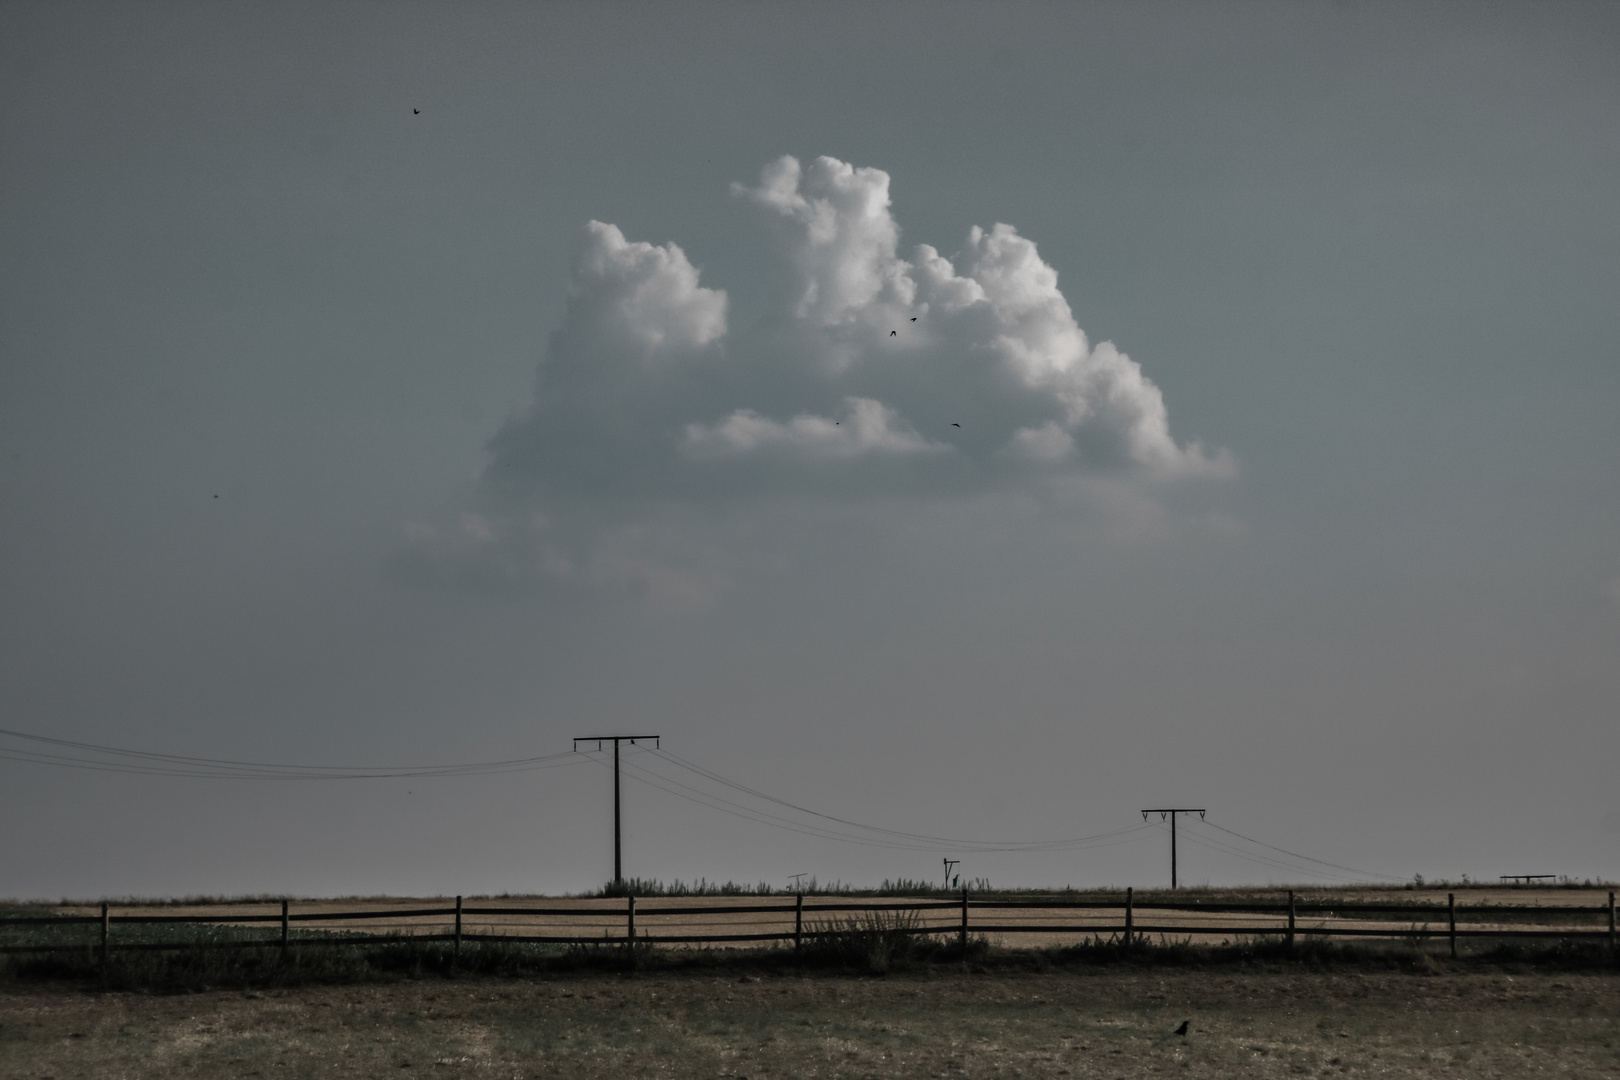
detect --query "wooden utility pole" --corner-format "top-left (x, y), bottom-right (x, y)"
top-left (943, 858), bottom-right (959, 887)
top-left (573, 735), bottom-right (660, 888)
top-left (1141, 808), bottom-right (1205, 889)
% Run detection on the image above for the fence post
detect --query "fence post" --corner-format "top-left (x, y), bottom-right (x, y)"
top-left (627, 894), bottom-right (635, 941)
top-left (100, 902), bottom-right (109, 971)
top-left (281, 899), bottom-right (290, 962)
top-left (960, 886), bottom-right (969, 956)
top-left (1287, 889), bottom-right (1296, 953)
top-left (1448, 892), bottom-right (1456, 959)
top-left (454, 895), bottom-right (463, 964)
top-left (1124, 887), bottom-right (1133, 950)
top-left (1608, 891), bottom-right (1615, 951)
top-left (794, 893), bottom-right (803, 954)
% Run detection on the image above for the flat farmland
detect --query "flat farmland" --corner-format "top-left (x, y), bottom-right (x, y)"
top-left (40, 888), bottom-right (1615, 949)
top-left (3, 969), bottom-right (1617, 1079)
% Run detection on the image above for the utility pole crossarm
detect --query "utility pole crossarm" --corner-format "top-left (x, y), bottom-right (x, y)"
top-left (1139, 808), bottom-right (1206, 890)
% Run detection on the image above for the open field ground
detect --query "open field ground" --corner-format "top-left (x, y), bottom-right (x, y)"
top-left (3, 968), bottom-right (1617, 1079)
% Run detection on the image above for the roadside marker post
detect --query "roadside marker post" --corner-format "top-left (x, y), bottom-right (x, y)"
top-left (1448, 893), bottom-right (1457, 959)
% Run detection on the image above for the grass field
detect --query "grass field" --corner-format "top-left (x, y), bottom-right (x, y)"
top-left (3, 967), bottom-right (1618, 1079)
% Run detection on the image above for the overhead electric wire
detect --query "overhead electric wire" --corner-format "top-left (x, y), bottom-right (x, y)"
top-left (644, 745), bottom-right (1152, 851)
top-left (605, 753), bottom-right (1162, 856)
top-left (598, 754), bottom-right (966, 852)
top-left (1160, 818), bottom-right (1393, 885)
top-left (617, 753), bottom-right (1143, 853)
top-left (1, 726), bottom-right (1411, 883)
top-left (0, 727), bottom-right (585, 780)
top-left (1195, 818), bottom-right (1400, 882)
top-left (644, 747), bottom-right (1156, 850)
top-left (1167, 826), bottom-right (1365, 885)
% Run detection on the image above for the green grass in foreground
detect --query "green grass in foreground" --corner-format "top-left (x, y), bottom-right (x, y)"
top-left (3, 968), bottom-right (1616, 1079)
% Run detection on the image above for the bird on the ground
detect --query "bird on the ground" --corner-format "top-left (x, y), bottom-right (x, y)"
top-left (1174, 1021), bottom-right (1190, 1036)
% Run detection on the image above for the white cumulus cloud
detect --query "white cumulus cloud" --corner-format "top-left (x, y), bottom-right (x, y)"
top-left (684, 397), bottom-right (940, 461)
top-left (407, 155), bottom-right (1233, 596)
top-left (574, 220), bottom-right (727, 356)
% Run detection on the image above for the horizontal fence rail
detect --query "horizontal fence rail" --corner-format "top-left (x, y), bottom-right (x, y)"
top-left (3, 890), bottom-right (1614, 960)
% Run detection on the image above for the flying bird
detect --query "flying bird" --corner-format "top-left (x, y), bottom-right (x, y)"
top-left (910, 317), bottom-right (917, 321)
top-left (890, 330), bottom-right (897, 336)
top-left (413, 108), bottom-right (420, 114)
top-left (1174, 1021), bottom-right (1190, 1036)
top-left (951, 423), bottom-right (960, 427)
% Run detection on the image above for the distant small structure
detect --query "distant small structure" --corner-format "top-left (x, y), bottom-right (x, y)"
top-left (1499, 874), bottom-right (1556, 885)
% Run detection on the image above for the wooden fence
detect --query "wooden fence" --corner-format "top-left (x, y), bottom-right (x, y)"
top-left (3, 889), bottom-right (1614, 965)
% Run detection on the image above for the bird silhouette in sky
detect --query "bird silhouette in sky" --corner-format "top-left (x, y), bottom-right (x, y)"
top-left (951, 423), bottom-right (961, 428)
top-left (910, 317), bottom-right (917, 321)
top-left (413, 108), bottom-right (420, 114)
top-left (1174, 1021), bottom-right (1190, 1036)
top-left (890, 330), bottom-right (897, 336)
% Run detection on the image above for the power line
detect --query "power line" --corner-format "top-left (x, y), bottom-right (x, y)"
top-left (1194, 818), bottom-right (1400, 882)
top-left (0, 726), bottom-right (1411, 885)
top-left (648, 747), bottom-right (1151, 851)
top-left (617, 756), bottom-right (1165, 855)
top-left (1167, 826), bottom-right (1373, 885)
top-left (0, 727), bottom-right (582, 779)
top-left (1154, 817), bottom-right (1388, 885)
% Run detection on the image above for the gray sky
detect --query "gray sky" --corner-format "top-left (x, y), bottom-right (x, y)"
top-left (2, 1), bottom-right (1617, 900)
